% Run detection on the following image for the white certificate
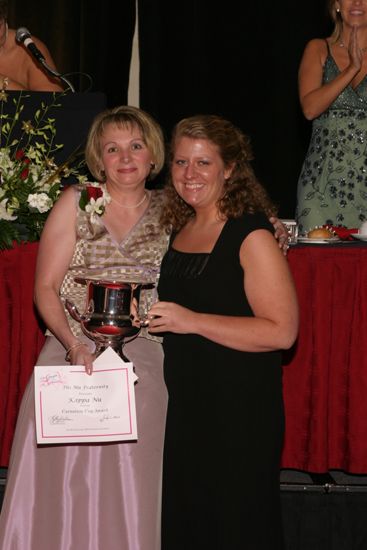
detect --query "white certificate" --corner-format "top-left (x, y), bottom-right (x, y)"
top-left (34, 347), bottom-right (138, 444)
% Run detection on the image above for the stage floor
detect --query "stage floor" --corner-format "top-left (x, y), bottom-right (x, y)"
top-left (1, 468), bottom-right (367, 548)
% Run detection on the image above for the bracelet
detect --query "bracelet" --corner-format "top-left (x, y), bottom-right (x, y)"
top-left (65, 341), bottom-right (87, 362)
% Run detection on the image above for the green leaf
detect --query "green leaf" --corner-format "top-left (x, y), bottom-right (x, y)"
top-left (79, 188), bottom-right (88, 211)
top-left (0, 219), bottom-right (20, 250)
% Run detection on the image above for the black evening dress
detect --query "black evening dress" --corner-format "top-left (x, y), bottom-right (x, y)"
top-left (159, 213), bottom-right (285, 550)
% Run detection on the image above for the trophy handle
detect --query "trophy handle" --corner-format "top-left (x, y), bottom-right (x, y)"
top-left (64, 298), bottom-right (92, 322)
top-left (118, 330), bottom-right (142, 362)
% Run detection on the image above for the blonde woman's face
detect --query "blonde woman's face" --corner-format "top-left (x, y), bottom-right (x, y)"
top-left (100, 123), bottom-right (153, 190)
top-left (337, 0), bottom-right (367, 26)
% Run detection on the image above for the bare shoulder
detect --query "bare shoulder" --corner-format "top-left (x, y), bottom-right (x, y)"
top-left (37, 188), bottom-right (78, 264)
top-left (242, 227), bottom-right (281, 249)
top-left (302, 38), bottom-right (328, 62)
top-left (305, 38), bottom-right (327, 50)
top-left (44, 186), bottom-right (77, 226)
top-left (31, 34), bottom-right (53, 55)
top-left (298, 38), bottom-right (329, 86)
top-left (240, 228), bottom-right (285, 266)
top-left (9, 28), bottom-right (50, 54)
top-left (54, 185), bottom-right (78, 208)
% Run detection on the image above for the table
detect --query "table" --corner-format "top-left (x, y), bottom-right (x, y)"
top-left (0, 242), bottom-right (45, 466)
top-left (1, 240), bottom-right (367, 472)
top-left (281, 241), bottom-right (367, 473)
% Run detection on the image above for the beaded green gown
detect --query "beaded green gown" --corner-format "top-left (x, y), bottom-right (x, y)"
top-left (296, 45), bottom-right (367, 233)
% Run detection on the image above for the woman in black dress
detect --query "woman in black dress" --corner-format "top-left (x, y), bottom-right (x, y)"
top-left (149, 115), bottom-right (299, 550)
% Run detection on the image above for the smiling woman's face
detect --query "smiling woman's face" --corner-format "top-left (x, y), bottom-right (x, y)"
top-left (99, 123), bottom-right (153, 190)
top-left (171, 136), bottom-right (232, 212)
top-left (336, 0), bottom-right (367, 28)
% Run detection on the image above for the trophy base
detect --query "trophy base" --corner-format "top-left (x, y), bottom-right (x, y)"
top-left (94, 333), bottom-right (139, 363)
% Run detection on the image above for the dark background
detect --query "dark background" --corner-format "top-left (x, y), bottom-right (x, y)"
top-left (8, 0), bottom-right (332, 217)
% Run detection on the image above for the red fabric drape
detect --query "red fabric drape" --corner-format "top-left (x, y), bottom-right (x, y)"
top-left (2, 242), bottom-right (367, 472)
top-left (281, 244), bottom-right (367, 473)
top-left (0, 242), bottom-right (45, 466)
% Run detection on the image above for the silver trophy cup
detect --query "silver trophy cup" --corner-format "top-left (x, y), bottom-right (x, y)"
top-left (65, 278), bottom-right (152, 361)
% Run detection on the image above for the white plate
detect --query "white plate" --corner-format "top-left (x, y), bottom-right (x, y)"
top-left (351, 233), bottom-right (367, 241)
top-left (297, 236), bottom-right (340, 244)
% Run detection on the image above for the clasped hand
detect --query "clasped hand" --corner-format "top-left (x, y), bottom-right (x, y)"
top-left (348, 25), bottom-right (364, 71)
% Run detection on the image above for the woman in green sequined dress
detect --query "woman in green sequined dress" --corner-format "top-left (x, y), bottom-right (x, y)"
top-left (296, 0), bottom-right (367, 233)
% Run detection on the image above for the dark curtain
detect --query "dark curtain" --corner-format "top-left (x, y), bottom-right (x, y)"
top-left (7, 0), bottom-right (332, 215)
top-left (138, 1), bottom-right (332, 217)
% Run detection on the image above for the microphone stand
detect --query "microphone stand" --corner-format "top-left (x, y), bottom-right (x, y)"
top-left (40, 59), bottom-right (75, 93)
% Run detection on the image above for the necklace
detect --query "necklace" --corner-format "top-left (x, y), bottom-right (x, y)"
top-left (111, 191), bottom-right (147, 209)
top-left (339, 41), bottom-right (367, 53)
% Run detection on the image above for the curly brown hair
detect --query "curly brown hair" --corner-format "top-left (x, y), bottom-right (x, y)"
top-left (160, 114), bottom-right (277, 231)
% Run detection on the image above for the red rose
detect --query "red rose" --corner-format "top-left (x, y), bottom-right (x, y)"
top-left (20, 168), bottom-right (29, 180)
top-left (15, 149), bottom-right (25, 160)
top-left (79, 186), bottom-right (105, 213)
top-left (15, 149), bottom-right (30, 167)
top-left (86, 186), bottom-right (103, 201)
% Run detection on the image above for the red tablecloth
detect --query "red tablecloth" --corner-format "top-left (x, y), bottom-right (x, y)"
top-left (1, 241), bottom-right (367, 473)
top-left (0, 242), bottom-right (45, 466)
top-left (281, 243), bottom-right (367, 473)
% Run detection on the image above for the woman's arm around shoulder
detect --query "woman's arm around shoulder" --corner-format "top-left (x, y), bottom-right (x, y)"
top-left (299, 37), bottom-right (359, 120)
top-left (269, 216), bottom-right (289, 255)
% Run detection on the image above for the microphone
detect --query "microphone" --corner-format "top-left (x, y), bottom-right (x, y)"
top-left (15, 26), bottom-right (76, 92)
top-left (15, 27), bottom-right (45, 63)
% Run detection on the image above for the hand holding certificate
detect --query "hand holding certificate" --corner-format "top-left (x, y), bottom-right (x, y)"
top-left (34, 347), bottom-right (138, 444)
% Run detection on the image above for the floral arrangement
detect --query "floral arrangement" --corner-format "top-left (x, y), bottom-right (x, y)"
top-left (0, 91), bottom-right (87, 250)
top-left (79, 183), bottom-right (111, 223)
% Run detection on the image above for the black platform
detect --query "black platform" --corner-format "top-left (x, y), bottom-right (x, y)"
top-left (281, 470), bottom-right (367, 550)
top-left (1, 468), bottom-right (367, 548)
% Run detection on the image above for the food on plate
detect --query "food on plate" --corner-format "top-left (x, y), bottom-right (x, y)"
top-left (307, 227), bottom-right (334, 239)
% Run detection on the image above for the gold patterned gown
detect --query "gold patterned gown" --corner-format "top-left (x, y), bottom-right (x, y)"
top-left (0, 186), bottom-right (169, 550)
